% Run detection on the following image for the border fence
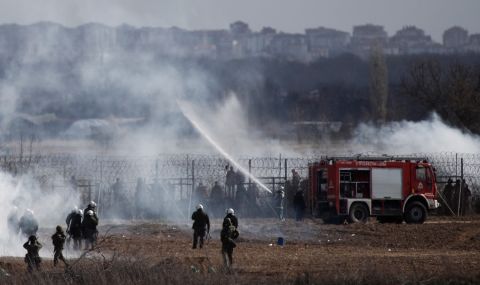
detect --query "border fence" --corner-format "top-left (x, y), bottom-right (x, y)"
top-left (1, 152), bottom-right (479, 218)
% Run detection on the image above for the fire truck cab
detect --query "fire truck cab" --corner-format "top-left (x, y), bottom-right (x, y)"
top-left (308, 156), bottom-right (440, 224)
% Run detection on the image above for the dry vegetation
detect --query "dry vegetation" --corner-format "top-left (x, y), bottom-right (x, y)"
top-left (1, 217), bottom-right (480, 284)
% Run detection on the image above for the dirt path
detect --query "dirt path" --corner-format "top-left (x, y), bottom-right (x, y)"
top-left (1, 218), bottom-right (480, 284)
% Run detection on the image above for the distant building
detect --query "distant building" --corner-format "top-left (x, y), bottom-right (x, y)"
top-left (465, 33), bottom-right (480, 53)
top-left (351, 24), bottom-right (388, 58)
top-left (189, 29), bottom-right (232, 58)
top-left (305, 27), bottom-right (350, 59)
top-left (443, 26), bottom-right (468, 50)
top-left (389, 26), bottom-right (436, 54)
top-left (243, 27), bottom-right (277, 57)
top-left (229, 21), bottom-right (251, 37)
top-left (229, 21), bottom-right (251, 58)
top-left (269, 33), bottom-right (309, 62)
top-left (260, 27), bottom-right (276, 35)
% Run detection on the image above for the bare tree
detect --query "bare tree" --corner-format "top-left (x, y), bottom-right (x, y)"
top-left (401, 60), bottom-right (480, 133)
top-left (369, 44), bottom-right (389, 123)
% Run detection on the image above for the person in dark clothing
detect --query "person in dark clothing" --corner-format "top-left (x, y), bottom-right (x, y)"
top-left (51, 225), bottom-right (68, 267)
top-left (293, 190), bottom-right (307, 221)
top-left (82, 210), bottom-right (98, 250)
top-left (235, 184), bottom-right (247, 212)
top-left (23, 235), bottom-right (42, 272)
top-left (66, 208), bottom-right (83, 250)
top-left (18, 209), bottom-right (39, 238)
top-left (191, 204), bottom-right (210, 249)
top-left (225, 166), bottom-right (236, 199)
top-left (84, 201), bottom-right (98, 219)
top-left (220, 218), bottom-right (238, 269)
top-left (65, 207), bottom-right (76, 248)
top-left (291, 169), bottom-right (301, 190)
top-left (235, 172), bottom-right (246, 200)
top-left (442, 179), bottom-right (454, 214)
top-left (224, 208), bottom-right (238, 229)
top-left (461, 181), bottom-right (472, 216)
top-left (210, 181), bottom-right (225, 217)
top-left (210, 181), bottom-right (224, 203)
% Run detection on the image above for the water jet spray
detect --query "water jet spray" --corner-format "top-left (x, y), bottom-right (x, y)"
top-left (177, 100), bottom-right (272, 194)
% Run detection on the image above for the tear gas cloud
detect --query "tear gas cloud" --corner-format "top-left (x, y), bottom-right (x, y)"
top-left (351, 113), bottom-right (480, 154)
top-left (0, 171), bottom-right (80, 256)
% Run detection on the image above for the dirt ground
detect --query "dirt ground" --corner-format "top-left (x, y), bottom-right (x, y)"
top-left (2, 216), bottom-right (480, 284)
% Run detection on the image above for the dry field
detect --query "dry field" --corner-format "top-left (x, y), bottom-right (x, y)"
top-left (1, 216), bottom-right (480, 284)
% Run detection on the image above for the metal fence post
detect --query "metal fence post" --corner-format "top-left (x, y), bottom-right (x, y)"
top-left (284, 158), bottom-right (288, 182)
top-left (457, 158), bottom-right (464, 216)
top-left (278, 154), bottom-right (282, 179)
top-left (188, 159), bottom-right (195, 215)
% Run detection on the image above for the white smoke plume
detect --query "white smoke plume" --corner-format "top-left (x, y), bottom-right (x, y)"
top-left (0, 171), bottom-right (80, 256)
top-left (351, 113), bottom-right (480, 154)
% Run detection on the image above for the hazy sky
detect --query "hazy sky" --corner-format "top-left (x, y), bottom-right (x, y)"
top-left (1, 0), bottom-right (479, 42)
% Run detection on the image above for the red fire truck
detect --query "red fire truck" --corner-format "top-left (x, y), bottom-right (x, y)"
top-left (308, 156), bottom-right (440, 224)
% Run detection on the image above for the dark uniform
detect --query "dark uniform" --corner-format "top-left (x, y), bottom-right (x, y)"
top-left (23, 235), bottom-right (42, 272)
top-left (191, 208), bottom-right (210, 249)
top-left (51, 226), bottom-right (68, 267)
top-left (224, 213), bottom-right (238, 229)
top-left (293, 191), bottom-right (306, 221)
top-left (461, 182), bottom-right (472, 216)
top-left (220, 218), bottom-right (238, 268)
top-left (66, 210), bottom-right (83, 250)
top-left (226, 167), bottom-right (236, 199)
top-left (291, 169), bottom-right (301, 191)
top-left (83, 205), bottom-right (98, 220)
top-left (210, 182), bottom-right (224, 217)
top-left (82, 211), bottom-right (98, 250)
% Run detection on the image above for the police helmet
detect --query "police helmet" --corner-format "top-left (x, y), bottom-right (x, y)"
top-left (28, 235), bottom-right (36, 242)
top-left (89, 201), bottom-right (97, 208)
top-left (86, 210), bottom-right (94, 216)
top-left (226, 208), bottom-right (234, 215)
top-left (196, 204), bottom-right (203, 210)
top-left (56, 225), bottom-right (63, 232)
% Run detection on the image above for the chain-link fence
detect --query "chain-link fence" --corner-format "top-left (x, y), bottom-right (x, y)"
top-left (1, 152), bottom-right (479, 217)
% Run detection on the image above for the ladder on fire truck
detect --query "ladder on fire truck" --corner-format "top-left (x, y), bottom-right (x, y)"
top-left (325, 154), bottom-right (429, 162)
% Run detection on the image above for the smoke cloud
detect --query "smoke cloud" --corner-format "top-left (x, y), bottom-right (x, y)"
top-left (351, 113), bottom-right (480, 154)
top-left (0, 171), bottom-right (80, 256)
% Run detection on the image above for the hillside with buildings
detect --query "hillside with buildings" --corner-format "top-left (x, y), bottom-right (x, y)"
top-left (0, 21), bottom-right (479, 63)
top-left (0, 21), bottom-right (479, 144)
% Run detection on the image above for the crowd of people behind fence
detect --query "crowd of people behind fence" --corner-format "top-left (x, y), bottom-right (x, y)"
top-left (71, 168), bottom-right (478, 221)
top-left (80, 165), bottom-right (308, 220)
top-left (441, 178), bottom-right (472, 215)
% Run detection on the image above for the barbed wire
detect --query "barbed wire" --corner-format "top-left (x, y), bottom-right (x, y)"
top-left (1, 152), bottom-right (479, 198)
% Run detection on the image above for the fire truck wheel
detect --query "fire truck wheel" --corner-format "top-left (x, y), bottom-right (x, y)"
top-left (404, 201), bottom-right (427, 224)
top-left (349, 203), bottom-right (369, 223)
